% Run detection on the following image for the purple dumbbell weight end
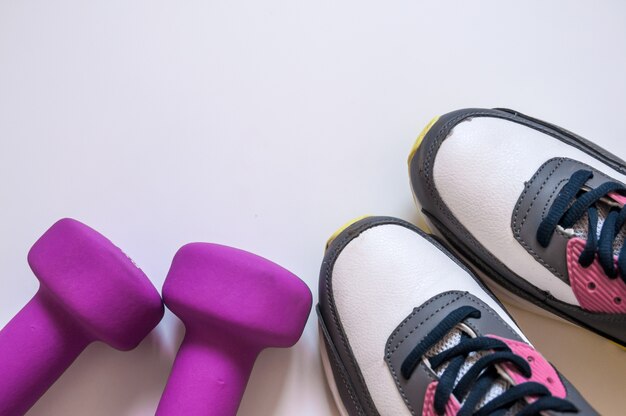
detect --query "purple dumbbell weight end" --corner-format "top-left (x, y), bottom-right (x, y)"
top-left (0, 219), bottom-right (164, 416)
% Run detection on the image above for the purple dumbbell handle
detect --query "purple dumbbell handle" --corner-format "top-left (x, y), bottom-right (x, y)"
top-left (0, 290), bottom-right (90, 416)
top-left (156, 330), bottom-right (258, 416)
top-left (155, 243), bottom-right (312, 416)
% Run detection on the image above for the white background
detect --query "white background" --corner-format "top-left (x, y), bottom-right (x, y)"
top-left (1, 1), bottom-right (626, 415)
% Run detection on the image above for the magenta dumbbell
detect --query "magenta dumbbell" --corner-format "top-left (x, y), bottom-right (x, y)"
top-left (156, 243), bottom-right (312, 416)
top-left (0, 218), bottom-right (164, 416)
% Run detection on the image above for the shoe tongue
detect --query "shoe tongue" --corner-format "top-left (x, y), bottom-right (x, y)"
top-left (569, 195), bottom-right (626, 256)
top-left (425, 327), bottom-right (516, 414)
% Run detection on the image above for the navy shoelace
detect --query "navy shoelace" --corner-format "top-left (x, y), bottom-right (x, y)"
top-left (536, 169), bottom-right (626, 282)
top-left (401, 306), bottom-right (578, 416)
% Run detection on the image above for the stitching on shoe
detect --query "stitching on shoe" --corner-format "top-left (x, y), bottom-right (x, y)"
top-left (387, 292), bottom-right (466, 354)
top-left (512, 158), bottom-right (567, 280)
top-left (541, 178), bottom-right (569, 219)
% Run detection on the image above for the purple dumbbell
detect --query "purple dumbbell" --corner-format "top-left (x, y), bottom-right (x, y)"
top-left (0, 218), bottom-right (164, 416)
top-left (156, 243), bottom-right (312, 416)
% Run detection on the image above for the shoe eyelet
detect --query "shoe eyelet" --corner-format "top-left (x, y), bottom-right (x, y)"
top-left (587, 282), bottom-right (596, 291)
top-left (527, 356), bottom-right (534, 363)
top-left (546, 376), bottom-right (554, 384)
top-left (615, 297), bottom-right (622, 305)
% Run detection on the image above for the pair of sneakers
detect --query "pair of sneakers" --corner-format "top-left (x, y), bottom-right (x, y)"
top-left (318, 108), bottom-right (626, 415)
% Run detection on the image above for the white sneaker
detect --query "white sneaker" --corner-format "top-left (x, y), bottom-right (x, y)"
top-left (317, 216), bottom-right (596, 415)
top-left (409, 108), bottom-right (626, 346)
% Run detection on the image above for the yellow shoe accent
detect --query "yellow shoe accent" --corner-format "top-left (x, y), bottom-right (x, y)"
top-left (417, 220), bottom-right (432, 234)
top-left (407, 116), bottom-right (440, 164)
top-left (611, 340), bottom-right (626, 351)
top-left (326, 215), bottom-right (372, 250)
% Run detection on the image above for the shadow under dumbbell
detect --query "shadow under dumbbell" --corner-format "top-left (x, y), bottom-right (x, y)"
top-left (26, 329), bottom-right (174, 416)
top-left (239, 324), bottom-right (341, 416)
top-left (237, 346), bottom-right (291, 416)
top-left (25, 313), bottom-right (319, 416)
